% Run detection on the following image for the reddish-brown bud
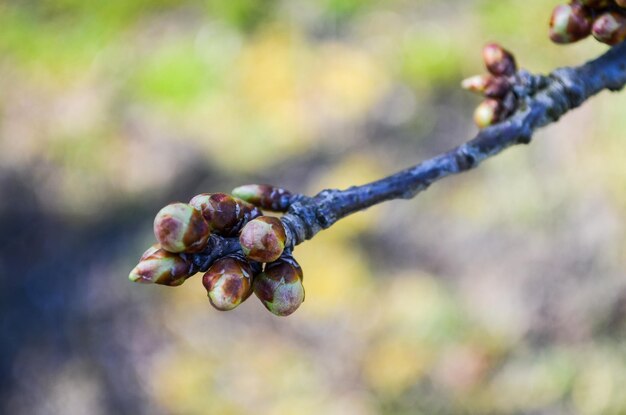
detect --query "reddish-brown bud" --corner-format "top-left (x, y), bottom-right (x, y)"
top-left (592, 12), bottom-right (626, 45)
top-left (190, 193), bottom-right (263, 236)
top-left (549, 3), bottom-right (592, 44)
top-left (617, 0), bottom-right (626, 8)
top-left (232, 184), bottom-right (293, 212)
top-left (190, 193), bottom-right (241, 235)
top-left (254, 255), bottom-right (304, 316)
top-left (129, 245), bottom-right (192, 286)
top-left (202, 255), bottom-right (254, 311)
top-left (482, 44), bottom-right (517, 77)
top-left (461, 74), bottom-right (511, 99)
top-left (239, 216), bottom-right (286, 263)
top-left (154, 203), bottom-right (210, 253)
top-left (473, 99), bottom-right (506, 129)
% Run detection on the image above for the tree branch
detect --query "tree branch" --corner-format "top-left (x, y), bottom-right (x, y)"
top-left (189, 42), bottom-right (626, 273)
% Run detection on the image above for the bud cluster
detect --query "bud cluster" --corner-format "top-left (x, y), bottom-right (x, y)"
top-left (461, 44), bottom-right (518, 129)
top-left (550, 1), bottom-right (626, 45)
top-left (129, 184), bottom-right (306, 316)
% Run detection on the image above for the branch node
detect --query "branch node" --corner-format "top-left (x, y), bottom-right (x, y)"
top-left (551, 67), bottom-right (587, 109)
top-left (280, 213), bottom-right (307, 249)
top-left (456, 145), bottom-right (478, 170)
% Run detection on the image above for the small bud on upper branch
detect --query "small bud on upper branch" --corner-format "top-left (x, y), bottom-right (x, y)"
top-left (550, 0), bottom-right (626, 45)
top-left (462, 44), bottom-right (518, 129)
top-left (549, 3), bottom-right (593, 44)
top-left (482, 43), bottom-right (517, 77)
top-left (592, 11), bottom-right (626, 44)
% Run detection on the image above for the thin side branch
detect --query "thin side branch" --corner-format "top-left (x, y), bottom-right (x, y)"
top-left (190, 42), bottom-right (626, 273)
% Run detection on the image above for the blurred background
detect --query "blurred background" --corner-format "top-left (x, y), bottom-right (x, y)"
top-left (1, 0), bottom-right (625, 414)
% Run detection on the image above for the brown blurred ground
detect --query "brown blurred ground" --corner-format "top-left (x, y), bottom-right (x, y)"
top-left (1, 1), bottom-right (625, 414)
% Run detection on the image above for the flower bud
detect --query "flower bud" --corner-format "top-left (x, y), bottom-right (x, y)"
top-left (254, 255), bottom-right (304, 316)
top-left (473, 99), bottom-right (506, 129)
top-left (154, 203), bottom-right (210, 253)
top-left (461, 74), bottom-right (511, 99)
top-left (129, 245), bottom-right (192, 286)
top-left (239, 216), bottom-right (286, 263)
top-left (482, 44), bottom-right (517, 77)
top-left (202, 255), bottom-right (254, 311)
top-left (549, 3), bottom-right (592, 44)
top-left (190, 193), bottom-right (263, 236)
top-left (592, 12), bottom-right (626, 45)
top-left (617, 0), bottom-right (626, 8)
top-left (190, 193), bottom-right (241, 235)
top-left (232, 184), bottom-right (293, 212)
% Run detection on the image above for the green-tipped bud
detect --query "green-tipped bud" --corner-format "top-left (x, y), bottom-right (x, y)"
top-left (473, 99), bottom-right (505, 129)
top-left (154, 203), bottom-right (210, 253)
top-left (202, 255), bottom-right (254, 311)
top-left (129, 245), bottom-right (192, 286)
top-left (592, 12), bottom-right (626, 45)
top-left (254, 255), bottom-right (304, 316)
top-left (482, 44), bottom-right (517, 77)
top-left (232, 184), bottom-right (293, 212)
top-left (239, 216), bottom-right (286, 263)
top-left (549, 3), bottom-right (592, 44)
top-left (461, 75), bottom-right (490, 94)
top-left (461, 74), bottom-right (511, 99)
